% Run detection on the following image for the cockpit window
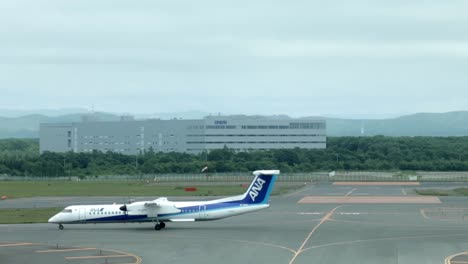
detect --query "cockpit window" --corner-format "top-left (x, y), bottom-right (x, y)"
top-left (60, 209), bottom-right (72, 213)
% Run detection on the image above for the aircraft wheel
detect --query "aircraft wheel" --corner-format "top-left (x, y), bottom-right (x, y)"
top-left (154, 224), bottom-right (161, 231)
top-left (59, 224), bottom-right (64, 230)
top-left (160, 222), bottom-right (166, 229)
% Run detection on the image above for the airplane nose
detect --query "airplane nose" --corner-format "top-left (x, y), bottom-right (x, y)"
top-left (48, 216), bottom-right (56, 223)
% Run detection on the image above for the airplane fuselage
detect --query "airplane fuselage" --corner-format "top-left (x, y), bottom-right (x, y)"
top-left (48, 170), bottom-right (278, 230)
top-left (49, 199), bottom-right (269, 224)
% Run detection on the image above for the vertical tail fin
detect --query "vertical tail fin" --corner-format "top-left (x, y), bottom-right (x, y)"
top-left (239, 170), bottom-right (279, 204)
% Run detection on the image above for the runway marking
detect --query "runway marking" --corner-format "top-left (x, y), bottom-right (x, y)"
top-left (36, 247), bottom-right (96, 253)
top-left (288, 206), bottom-right (341, 264)
top-left (333, 182), bottom-right (420, 186)
top-left (445, 251), bottom-right (468, 264)
top-left (0, 242), bottom-right (34, 247)
top-left (300, 233), bottom-right (468, 253)
top-left (298, 212), bottom-right (323, 215)
top-left (158, 233), bottom-right (297, 255)
top-left (228, 239), bottom-right (297, 254)
top-left (299, 212), bottom-right (363, 216)
top-left (0, 241), bottom-right (142, 264)
top-left (345, 188), bottom-right (356, 196)
top-left (401, 188), bottom-right (408, 195)
top-left (420, 207), bottom-right (468, 221)
top-left (284, 186), bottom-right (314, 197)
top-left (420, 208), bottom-right (430, 220)
top-left (104, 248), bottom-right (143, 264)
top-left (329, 217), bottom-right (468, 230)
top-left (65, 254), bottom-right (129, 260)
top-left (298, 196), bottom-right (441, 204)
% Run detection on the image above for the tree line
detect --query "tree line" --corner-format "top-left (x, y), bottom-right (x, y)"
top-left (1, 136), bottom-right (468, 177)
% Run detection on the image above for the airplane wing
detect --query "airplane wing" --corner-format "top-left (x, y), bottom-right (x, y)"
top-left (143, 197), bottom-right (169, 207)
top-left (144, 201), bottom-right (163, 207)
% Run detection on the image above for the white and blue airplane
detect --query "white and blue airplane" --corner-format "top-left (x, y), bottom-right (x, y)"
top-left (48, 170), bottom-right (279, 230)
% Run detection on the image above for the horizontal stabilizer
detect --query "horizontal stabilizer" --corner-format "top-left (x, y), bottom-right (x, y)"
top-left (253, 170), bottom-right (280, 175)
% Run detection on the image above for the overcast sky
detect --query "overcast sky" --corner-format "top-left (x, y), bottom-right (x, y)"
top-left (1, 0), bottom-right (467, 118)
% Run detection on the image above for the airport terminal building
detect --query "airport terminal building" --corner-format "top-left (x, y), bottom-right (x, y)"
top-left (39, 116), bottom-right (326, 154)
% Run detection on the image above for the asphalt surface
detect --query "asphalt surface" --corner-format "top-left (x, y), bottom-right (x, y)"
top-left (2, 182), bottom-right (468, 264)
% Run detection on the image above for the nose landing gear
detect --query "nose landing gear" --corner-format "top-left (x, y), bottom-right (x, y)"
top-left (58, 224), bottom-right (64, 230)
top-left (154, 222), bottom-right (166, 230)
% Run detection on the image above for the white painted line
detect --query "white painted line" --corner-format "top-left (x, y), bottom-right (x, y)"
top-left (298, 196), bottom-right (442, 204)
top-left (284, 187), bottom-right (313, 197)
top-left (345, 188), bottom-right (356, 197)
top-left (334, 182), bottom-right (420, 186)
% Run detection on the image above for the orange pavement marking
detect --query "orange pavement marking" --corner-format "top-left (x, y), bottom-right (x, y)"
top-left (333, 182), bottom-right (420, 186)
top-left (446, 252), bottom-right (468, 264)
top-left (288, 206), bottom-right (340, 264)
top-left (36, 247), bottom-right (96, 253)
top-left (298, 196), bottom-right (441, 204)
top-left (108, 249), bottom-right (142, 264)
top-left (65, 254), bottom-right (130, 260)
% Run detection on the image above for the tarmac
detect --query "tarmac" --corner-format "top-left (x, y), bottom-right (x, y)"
top-left (2, 182), bottom-right (468, 264)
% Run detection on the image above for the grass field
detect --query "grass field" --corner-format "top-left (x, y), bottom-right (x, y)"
top-left (0, 181), bottom-right (301, 198)
top-left (0, 181), bottom-right (243, 198)
top-left (0, 208), bottom-right (62, 224)
top-left (414, 188), bottom-right (468, 196)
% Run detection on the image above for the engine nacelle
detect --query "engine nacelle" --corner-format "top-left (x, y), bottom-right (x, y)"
top-left (119, 202), bottom-right (146, 215)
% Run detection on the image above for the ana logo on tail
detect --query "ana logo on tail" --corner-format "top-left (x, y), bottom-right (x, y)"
top-left (249, 177), bottom-right (266, 201)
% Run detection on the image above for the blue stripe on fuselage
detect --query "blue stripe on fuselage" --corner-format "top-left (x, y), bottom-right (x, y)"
top-left (158, 174), bottom-right (277, 218)
top-left (157, 201), bottom-right (259, 218)
top-left (84, 214), bottom-right (148, 222)
top-left (83, 173), bottom-right (277, 221)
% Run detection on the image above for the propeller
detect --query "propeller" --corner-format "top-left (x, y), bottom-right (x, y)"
top-left (119, 197), bottom-right (132, 215)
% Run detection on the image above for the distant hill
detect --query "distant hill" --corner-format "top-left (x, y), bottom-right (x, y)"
top-left (0, 113), bottom-right (121, 138)
top-left (1, 111), bottom-right (468, 138)
top-left (314, 111), bottom-right (468, 137)
top-left (0, 108), bottom-right (89, 118)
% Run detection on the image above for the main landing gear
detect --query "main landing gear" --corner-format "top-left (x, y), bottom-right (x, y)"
top-left (58, 224), bottom-right (64, 230)
top-left (154, 222), bottom-right (166, 231)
